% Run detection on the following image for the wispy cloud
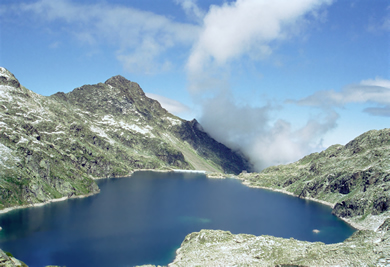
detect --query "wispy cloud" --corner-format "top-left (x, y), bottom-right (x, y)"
top-left (19, 0), bottom-right (200, 73)
top-left (290, 78), bottom-right (390, 116)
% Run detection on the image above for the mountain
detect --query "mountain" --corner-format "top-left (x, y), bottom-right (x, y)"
top-left (0, 67), bottom-right (250, 210)
top-left (239, 128), bottom-right (390, 229)
top-left (169, 128), bottom-right (390, 266)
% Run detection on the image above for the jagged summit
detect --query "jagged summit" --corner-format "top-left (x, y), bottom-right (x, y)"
top-left (51, 74), bottom-right (169, 119)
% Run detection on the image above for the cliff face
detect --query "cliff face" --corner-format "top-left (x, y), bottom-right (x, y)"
top-left (0, 67), bottom-right (249, 210)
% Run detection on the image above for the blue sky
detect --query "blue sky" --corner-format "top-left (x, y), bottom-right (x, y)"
top-left (1, 0), bottom-right (389, 170)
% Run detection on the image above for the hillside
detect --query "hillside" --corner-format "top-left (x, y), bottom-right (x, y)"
top-left (239, 128), bottom-right (390, 230)
top-left (169, 129), bottom-right (390, 266)
top-left (0, 67), bottom-right (249, 210)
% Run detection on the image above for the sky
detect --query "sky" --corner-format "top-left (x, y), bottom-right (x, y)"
top-left (0, 0), bottom-right (389, 171)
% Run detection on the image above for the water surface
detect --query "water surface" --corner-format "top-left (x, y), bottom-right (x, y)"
top-left (0, 171), bottom-right (355, 266)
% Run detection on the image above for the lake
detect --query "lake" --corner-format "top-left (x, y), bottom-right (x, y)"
top-left (0, 171), bottom-right (356, 266)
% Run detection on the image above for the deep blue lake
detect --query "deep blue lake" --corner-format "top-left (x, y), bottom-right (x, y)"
top-left (0, 171), bottom-right (355, 266)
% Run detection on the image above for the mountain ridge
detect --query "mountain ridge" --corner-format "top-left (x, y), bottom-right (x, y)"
top-left (0, 67), bottom-right (250, 210)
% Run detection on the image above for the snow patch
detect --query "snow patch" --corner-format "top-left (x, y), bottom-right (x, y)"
top-left (17, 136), bottom-right (29, 144)
top-left (124, 123), bottom-right (155, 137)
top-left (0, 85), bottom-right (15, 101)
top-left (90, 126), bottom-right (115, 144)
top-left (0, 143), bottom-right (19, 166)
top-left (102, 115), bottom-right (117, 125)
top-left (166, 117), bottom-right (182, 126)
top-left (0, 67), bottom-right (11, 79)
top-left (98, 115), bottom-right (155, 137)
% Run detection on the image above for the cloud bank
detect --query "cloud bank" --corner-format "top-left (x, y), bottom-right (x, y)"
top-left (199, 93), bottom-right (339, 170)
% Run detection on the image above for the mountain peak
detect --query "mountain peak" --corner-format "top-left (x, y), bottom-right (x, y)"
top-left (105, 75), bottom-right (145, 97)
top-left (105, 75), bottom-right (129, 85)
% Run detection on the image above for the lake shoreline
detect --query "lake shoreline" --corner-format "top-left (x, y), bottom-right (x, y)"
top-left (0, 192), bottom-right (98, 215)
top-left (0, 168), bottom-right (201, 216)
top-left (0, 169), bottom-right (368, 232)
top-left (239, 180), bottom-right (369, 231)
top-left (220, 175), bottom-right (370, 231)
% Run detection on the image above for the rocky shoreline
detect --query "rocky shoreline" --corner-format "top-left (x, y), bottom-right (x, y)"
top-left (0, 192), bottom-right (100, 216)
top-left (0, 168), bottom-right (389, 266)
top-left (165, 129), bottom-right (390, 266)
top-left (165, 174), bottom-right (390, 266)
top-left (239, 178), bottom-right (373, 231)
top-left (0, 129), bottom-right (390, 267)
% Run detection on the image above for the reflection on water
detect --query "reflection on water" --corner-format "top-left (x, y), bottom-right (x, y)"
top-left (0, 171), bottom-right (356, 267)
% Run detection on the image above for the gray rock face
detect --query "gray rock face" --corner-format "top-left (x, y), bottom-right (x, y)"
top-left (0, 67), bottom-right (249, 210)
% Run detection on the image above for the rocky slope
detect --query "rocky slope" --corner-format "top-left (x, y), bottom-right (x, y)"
top-left (168, 129), bottom-right (390, 266)
top-left (0, 67), bottom-right (249, 210)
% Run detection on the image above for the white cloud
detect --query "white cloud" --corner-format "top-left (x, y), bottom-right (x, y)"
top-left (20, 0), bottom-right (200, 73)
top-left (146, 92), bottom-right (191, 117)
top-left (199, 92), bottom-right (338, 171)
top-left (291, 78), bottom-right (390, 116)
top-left (186, 0), bottom-right (338, 170)
top-left (186, 0), bottom-right (333, 92)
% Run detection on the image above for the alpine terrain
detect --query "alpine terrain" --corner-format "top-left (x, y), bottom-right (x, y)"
top-left (1, 67), bottom-right (389, 266)
top-left (0, 67), bottom-right (249, 212)
top-left (169, 128), bottom-right (390, 266)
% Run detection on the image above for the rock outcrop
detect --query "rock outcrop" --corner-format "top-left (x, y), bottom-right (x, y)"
top-left (0, 249), bottom-right (27, 267)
